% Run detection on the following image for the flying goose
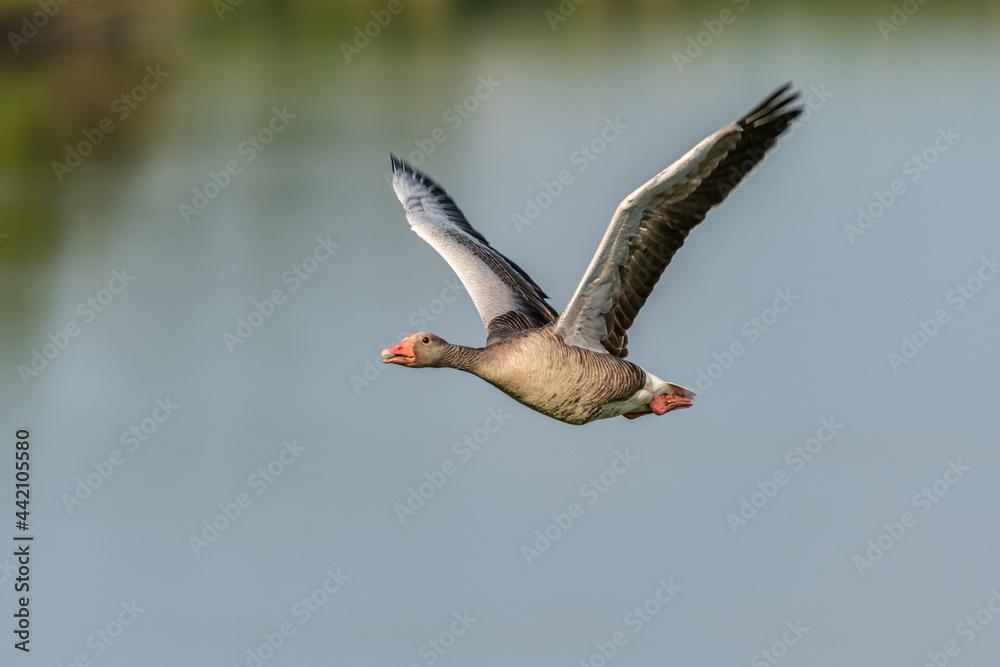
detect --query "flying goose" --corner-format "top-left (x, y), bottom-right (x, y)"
top-left (381, 84), bottom-right (801, 425)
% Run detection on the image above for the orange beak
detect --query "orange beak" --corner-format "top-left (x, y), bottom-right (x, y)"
top-left (380, 338), bottom-right (415, 365)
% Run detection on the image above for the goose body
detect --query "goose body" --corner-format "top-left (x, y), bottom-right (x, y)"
top-left (415, 326), bottom-right (690, 425)
top-left (381, 84), bottom-right (801, 425)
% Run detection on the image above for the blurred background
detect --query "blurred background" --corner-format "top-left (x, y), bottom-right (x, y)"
top-left (2, 0), bottom-right (999, 665)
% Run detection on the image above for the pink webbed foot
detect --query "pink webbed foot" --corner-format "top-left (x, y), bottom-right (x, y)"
top-left (648, 393), bottom-right (693, 416)
top-left (623, 394), bottom-right (693, 419)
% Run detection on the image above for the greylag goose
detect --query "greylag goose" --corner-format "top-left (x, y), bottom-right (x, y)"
top-left (381, 84), bottom-right (801, 425)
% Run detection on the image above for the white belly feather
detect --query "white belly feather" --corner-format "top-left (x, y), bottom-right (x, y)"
top-left (596, 370), bottom-right (696, 420)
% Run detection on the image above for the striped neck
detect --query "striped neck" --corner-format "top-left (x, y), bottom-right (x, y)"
top-left (438, 344), bottom-right (483, 374)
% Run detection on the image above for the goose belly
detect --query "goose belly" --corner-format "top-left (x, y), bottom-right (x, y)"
top-left (478, 338), bottom-right (646, 425)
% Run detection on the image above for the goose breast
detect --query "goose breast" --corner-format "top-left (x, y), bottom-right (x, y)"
top-left (474, 327), bottom-right (647, 425)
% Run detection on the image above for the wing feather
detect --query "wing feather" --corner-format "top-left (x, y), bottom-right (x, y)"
top-left (555, 84), bottom-right (802, 357)
top-left (390, 156), bottom-right (557, 343)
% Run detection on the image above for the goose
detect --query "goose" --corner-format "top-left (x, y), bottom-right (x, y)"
top-left (381, 83), bottom-right (801, 425)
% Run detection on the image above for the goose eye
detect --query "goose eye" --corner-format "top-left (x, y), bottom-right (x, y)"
top-left (422, 336), bottom-right (430, 344)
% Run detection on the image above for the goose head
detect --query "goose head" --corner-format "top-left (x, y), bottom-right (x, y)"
top-left (380, 333), bottom-right (450, 368)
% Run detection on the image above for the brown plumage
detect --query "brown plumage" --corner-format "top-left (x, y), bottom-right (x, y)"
top-left (382, 84), bottom-right (801, 425)
top-left (393, 327), bottom-right (647, 425)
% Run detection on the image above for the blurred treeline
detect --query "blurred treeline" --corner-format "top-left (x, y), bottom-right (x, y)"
top-left (0, 0), bottom-right (995, 175)
top-left (0, 0), bottom-right (995, 258)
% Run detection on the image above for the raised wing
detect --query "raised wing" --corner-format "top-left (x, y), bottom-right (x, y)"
top-left (555, 84), bottom-right (802, 357)
top-left (390, 155), bottom-right (557, 344)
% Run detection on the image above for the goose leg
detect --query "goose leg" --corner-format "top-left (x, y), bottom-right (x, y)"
top-left (623, 394), bottom-right (692, 419)
top-left (649, 393), bottom-right (692, 415)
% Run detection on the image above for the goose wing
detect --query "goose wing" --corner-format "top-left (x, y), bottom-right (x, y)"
top-left (391, 155), bottom-right (557, 344)
top-left (555, 84), bottom-right (802, 357)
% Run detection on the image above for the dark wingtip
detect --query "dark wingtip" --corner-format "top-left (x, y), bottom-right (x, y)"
top-left (390, 153), bottom-right (425, 181)
top-left (771, 80), bottom-right (803, 115)
top-left (740, 81), bottom-right (803, 131)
